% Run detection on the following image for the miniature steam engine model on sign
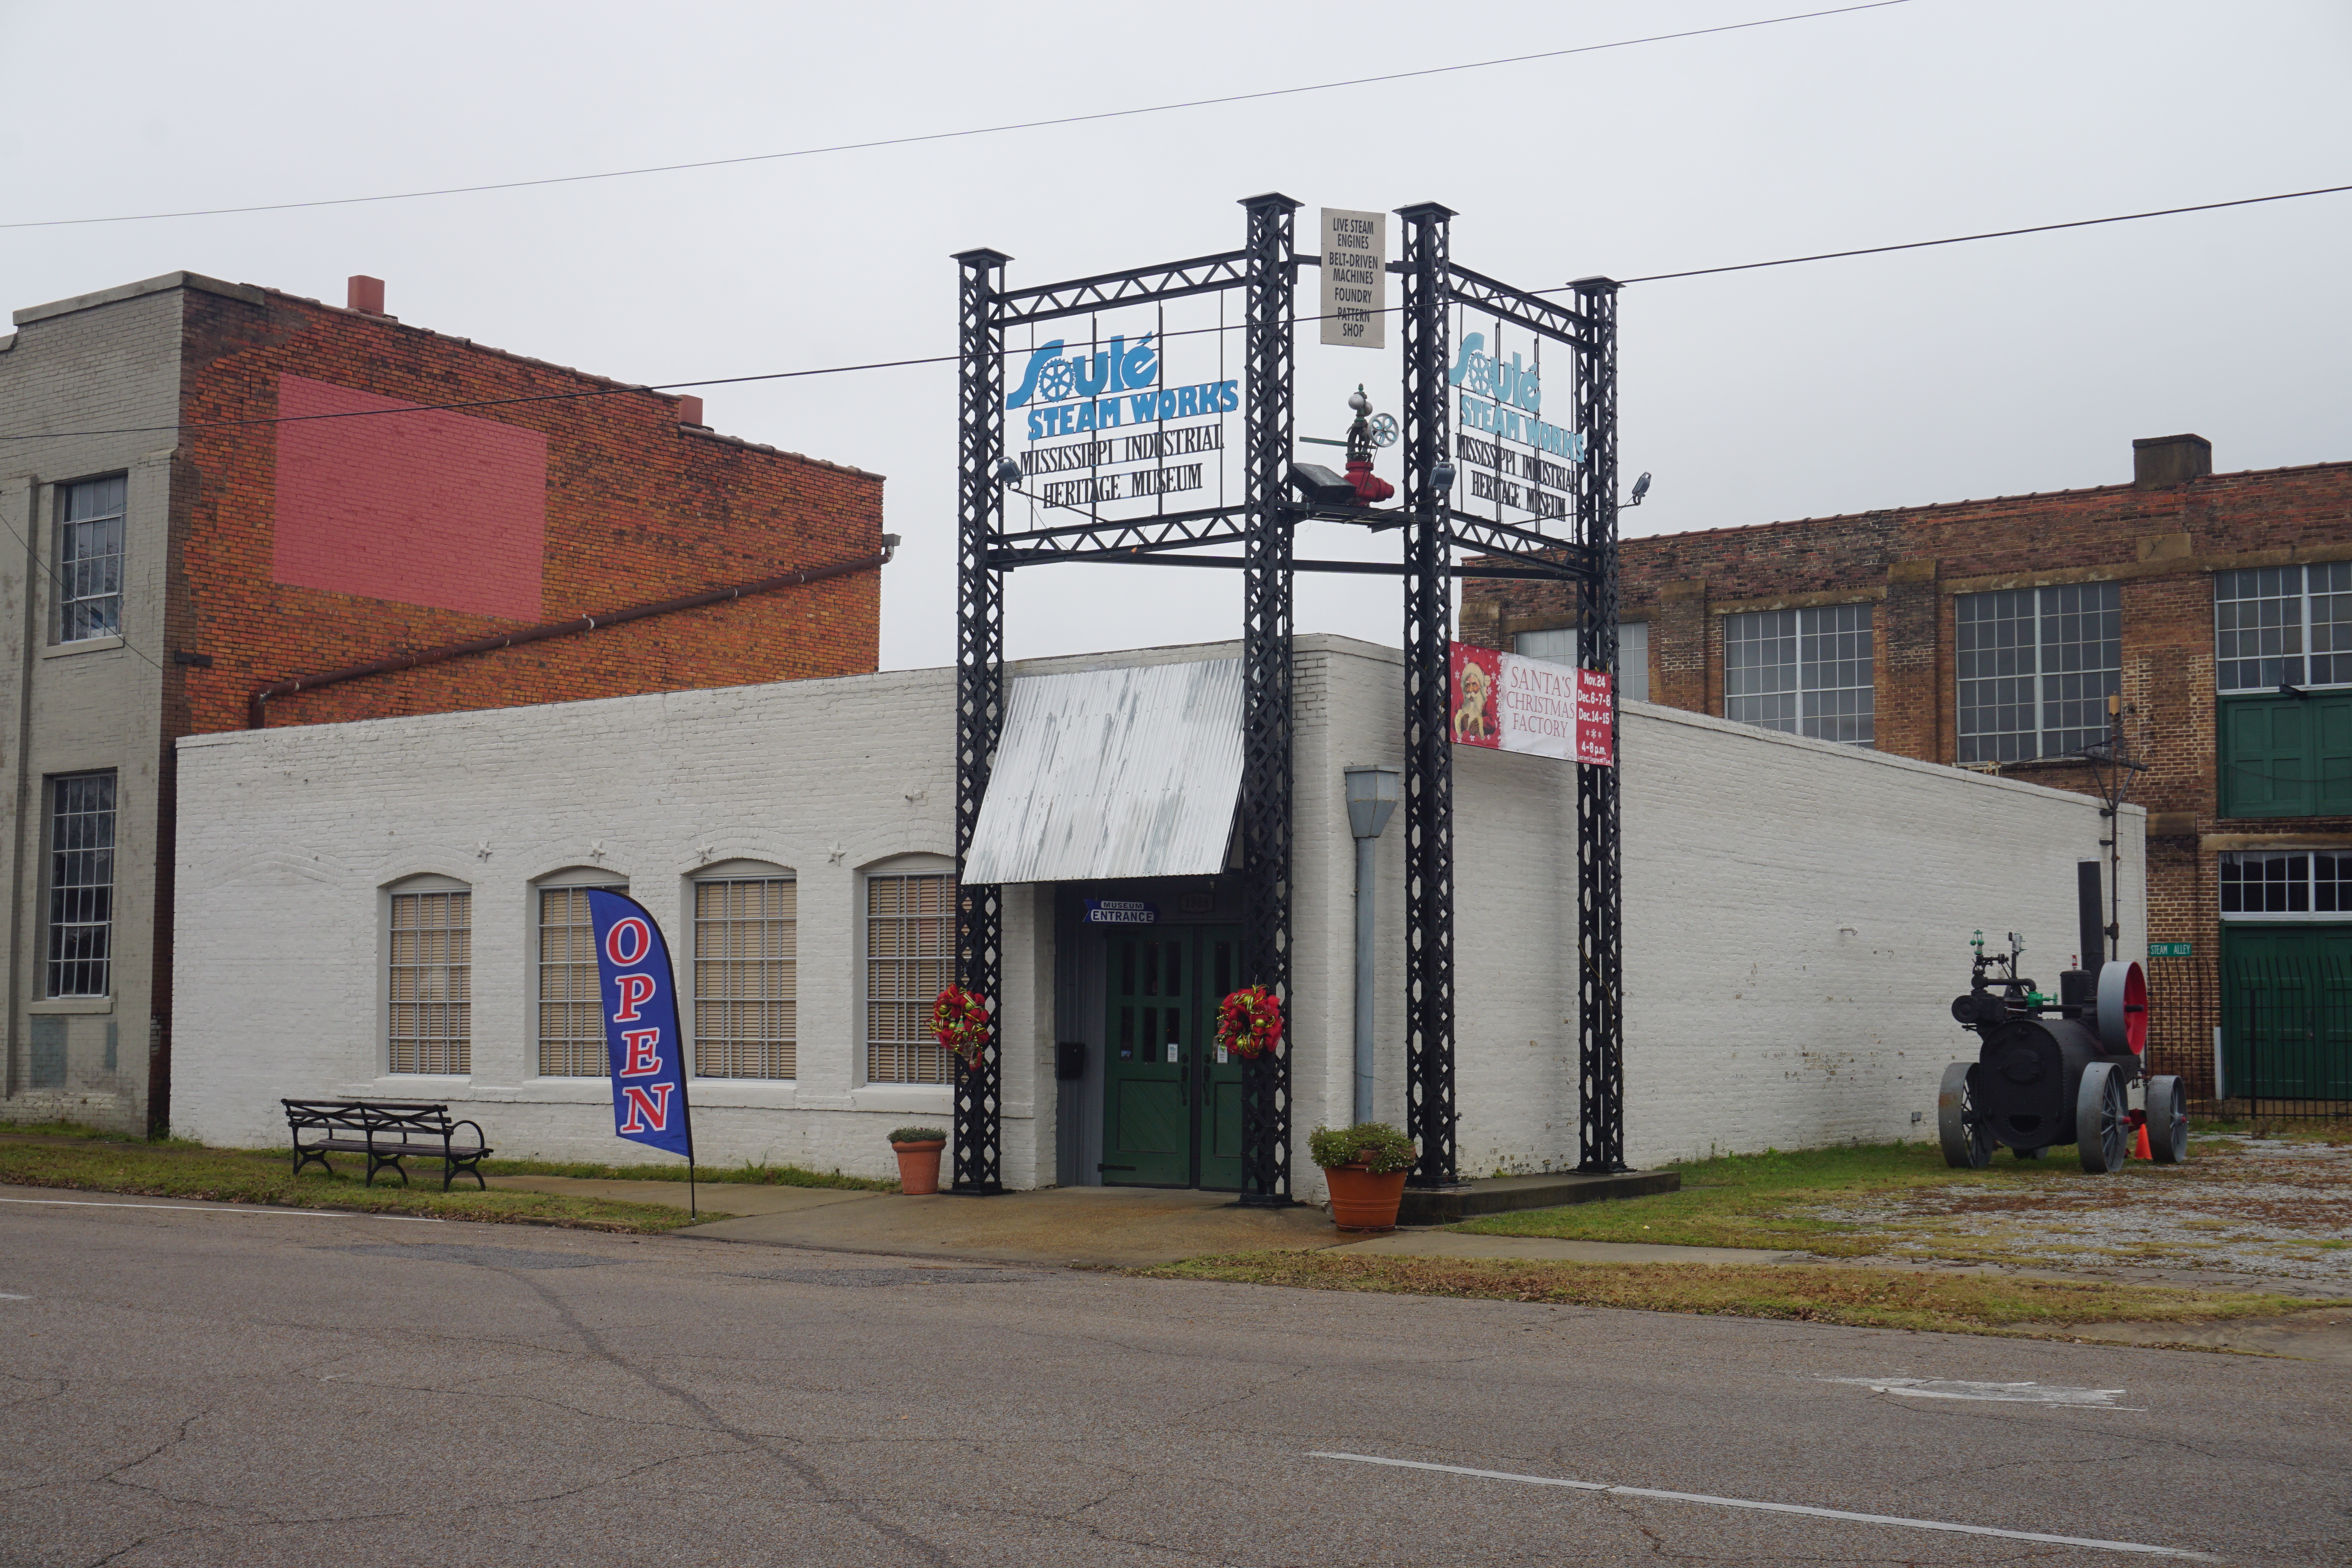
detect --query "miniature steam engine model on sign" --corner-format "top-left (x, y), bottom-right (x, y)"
top-left (1939, 932), bottom-right (2185, 1174)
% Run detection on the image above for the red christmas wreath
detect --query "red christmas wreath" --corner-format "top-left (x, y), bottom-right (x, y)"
top-left (1216, 985), bottom-right (1284, 1061)
top-left (931, 985), bottom-right (992, 1071)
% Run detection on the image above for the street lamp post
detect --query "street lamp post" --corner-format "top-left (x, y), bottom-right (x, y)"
top-left (1344, 764), bottom-right (1402, 1126)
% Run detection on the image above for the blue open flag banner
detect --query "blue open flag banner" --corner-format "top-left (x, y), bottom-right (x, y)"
top-left (586, 889), bottom-right (695, 1160)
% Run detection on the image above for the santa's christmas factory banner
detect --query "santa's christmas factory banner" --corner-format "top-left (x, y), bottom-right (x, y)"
top-left (1448, 642), bottom-right (1614, 767)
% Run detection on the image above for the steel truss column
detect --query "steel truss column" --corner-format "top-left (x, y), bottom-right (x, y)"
top-left (1572, 277), bottom-right (1625, 1174)
top-left (1237, 192), bottom-right (1299, 1205)
top-left (952, 247), bottom-right (1011, 1194)
top-left (1397, 202), bottom-right (1458, 1187)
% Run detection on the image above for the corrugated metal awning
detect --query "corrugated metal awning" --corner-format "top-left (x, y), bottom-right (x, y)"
top-left (962, 659), bottom-right (1243, 884)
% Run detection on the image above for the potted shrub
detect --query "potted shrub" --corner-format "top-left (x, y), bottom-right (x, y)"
top-left (889, 1127), bottom-right (949, 1195)
top-left (1310, 1122), bottom-right (1417, 1231)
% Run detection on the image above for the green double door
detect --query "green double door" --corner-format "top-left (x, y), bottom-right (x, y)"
top-left (1101, 924), bottom-right (1245, 1189)
top-left (2220, 923), bottom-right (2352, 1098)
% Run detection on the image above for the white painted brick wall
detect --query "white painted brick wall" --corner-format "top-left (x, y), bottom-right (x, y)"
top-left (173, 636), bottom-right (2144, 1187)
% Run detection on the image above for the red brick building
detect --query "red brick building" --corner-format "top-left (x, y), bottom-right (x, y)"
top-left (1464, 436), bottom-right (2352, 1105)
top-left (0, 270), bottom-right (887, 1131)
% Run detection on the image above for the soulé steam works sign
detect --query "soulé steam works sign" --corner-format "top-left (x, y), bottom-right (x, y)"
top-left (1448, 642), bottom-right (1613, 767)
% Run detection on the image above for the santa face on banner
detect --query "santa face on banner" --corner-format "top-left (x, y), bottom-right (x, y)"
top-left (1448, 641), bottom-right (1615, 767)
top-left (1450, 643), bottom-right (1503, 748)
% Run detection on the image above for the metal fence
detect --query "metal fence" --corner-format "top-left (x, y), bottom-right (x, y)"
top-left (2225, 954), bottom-right (2352, 1115)
top-left (2149, 953), bottom-right (2352, 1119)
top-left (2142, 955), bottom-right (2217, 1105)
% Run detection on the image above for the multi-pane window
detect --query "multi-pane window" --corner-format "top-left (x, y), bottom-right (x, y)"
top-left (1723, 603), bottom-right (1874, 745)
top-left (538, 883), bottom-right (623, 1076)
top-left (47, 773), bottom-right (115, 997)
top-left (2219, 851), bottom-right (2352, 918)
top-left (2216, 563), bottom-right (2352, 693)
top-left (866, 872), bottom-right (951, 1084)
top-left (389, 889), bottom-right (471, 1074)
top-left (694, 876), bottom-right (797, 1079)
top-left (1956, 583), bottom-right (2122, 763)
top-left (1513, 621), bottom-right (1650, 702)
top-left (58, 476), bottom-right (126, 643)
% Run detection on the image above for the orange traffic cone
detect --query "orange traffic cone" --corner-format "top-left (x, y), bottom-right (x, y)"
top-left (2132, 1124), bottom-right (2152, 1160)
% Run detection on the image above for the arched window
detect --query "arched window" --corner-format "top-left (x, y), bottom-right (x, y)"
top-left (864, 855), bottom-right (954, 1084)
top-left (692, 860), bottom-right (796, 1079)
top-left (535, 867), bottom-right (626, 1077)
top-left (386, 874), bottom-right (470, 1074)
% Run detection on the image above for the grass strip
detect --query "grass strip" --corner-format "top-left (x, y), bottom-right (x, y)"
top-left (0, 1139), bottom-right (715, 1232)
top-left (479, 1156), bottom-right (894, 1191)
top-left (4, 1121), bottom-right (895, 1192)
top-left (1141, 1250), bottom-right (2319, 1336)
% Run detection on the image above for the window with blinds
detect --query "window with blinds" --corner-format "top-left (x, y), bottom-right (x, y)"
top-left (694, 877), bottom-right (796, 1078)
top-left (539, 884), bottom-right (621, 1076)
top-left (866, 872), bottom-right (951, 1084)
top-left (389, 889), bottom-right (470, 1074)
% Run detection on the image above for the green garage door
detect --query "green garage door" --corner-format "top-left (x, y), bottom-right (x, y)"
top-left (2220, 924), bottom-right (2352, 1099)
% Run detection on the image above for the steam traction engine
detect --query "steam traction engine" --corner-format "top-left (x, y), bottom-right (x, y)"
top-left (1940, 933), bottom-right (2187, 1172)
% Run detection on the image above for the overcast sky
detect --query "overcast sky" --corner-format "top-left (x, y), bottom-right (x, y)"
top-left (5, 0), bottom-right (2347, 670)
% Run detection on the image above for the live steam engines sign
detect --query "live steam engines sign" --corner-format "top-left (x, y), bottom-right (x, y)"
top-left (1319, 207), bottom-right (1386, 348)
top-left (1449, 642), bottom-right (1613, 767)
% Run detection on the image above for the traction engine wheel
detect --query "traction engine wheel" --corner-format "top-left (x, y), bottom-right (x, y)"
top-left (1937, 1062), bottom-right (1993, 1169)
top-left (2076, 1062), bottom-right (2128, 1173)
top-left (2144, 1074), bottom-right (2188, 1164)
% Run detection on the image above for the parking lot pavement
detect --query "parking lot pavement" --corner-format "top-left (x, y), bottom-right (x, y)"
top-left (4, 1184), bottom-right (2348, 1567)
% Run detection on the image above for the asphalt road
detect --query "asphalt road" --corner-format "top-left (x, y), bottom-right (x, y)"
top-left (3, 1188), bottom-right (2347, 1567)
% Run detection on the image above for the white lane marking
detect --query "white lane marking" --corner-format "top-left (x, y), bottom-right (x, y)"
top-left (1824, 1377), bottom-right (2143, 1410)
top-left (0, 1198), bottom-right (443, 1223)
top-left (1307, 1453), bottom-right (2217, 1560)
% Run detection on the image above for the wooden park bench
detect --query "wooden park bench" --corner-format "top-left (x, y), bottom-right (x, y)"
top-left (282, 1100), bottom-right (493, 1192)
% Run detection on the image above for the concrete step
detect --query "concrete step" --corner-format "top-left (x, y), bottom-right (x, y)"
top-left (1397, 1169), bottom-right (1678, 1225)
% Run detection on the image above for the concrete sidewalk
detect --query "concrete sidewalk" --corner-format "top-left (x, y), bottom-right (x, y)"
top-left (486, 1175), bottom-right (1786, 1269)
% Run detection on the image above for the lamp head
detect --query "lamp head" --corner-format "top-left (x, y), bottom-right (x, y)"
top-left (1344, 764), bottom-right (1402, 839)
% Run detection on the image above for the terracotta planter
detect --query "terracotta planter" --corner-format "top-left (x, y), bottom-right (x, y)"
top-left (892, 1139), bottom-right (947, 1196)
top-left (1322, 1160), bottom-right (1408, 1231)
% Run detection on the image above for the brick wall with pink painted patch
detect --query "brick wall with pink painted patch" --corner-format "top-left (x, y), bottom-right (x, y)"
top-left (273, 374), bottom-right (547, 620)
top-left (171, 282), bottom-right (884, 737)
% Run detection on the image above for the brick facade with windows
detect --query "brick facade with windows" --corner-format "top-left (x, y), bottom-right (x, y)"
top-left (0, 270), bottom-right (885, 1132)
top-left (1463, 437), bottom-right (2352, 1100)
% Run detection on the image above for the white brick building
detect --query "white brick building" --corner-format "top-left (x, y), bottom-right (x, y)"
top-left (171, 635), bottom-right (2144, 1193)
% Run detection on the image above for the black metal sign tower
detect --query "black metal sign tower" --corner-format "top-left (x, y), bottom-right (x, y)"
top-left (951, 196), bottom-right (1623, 1198)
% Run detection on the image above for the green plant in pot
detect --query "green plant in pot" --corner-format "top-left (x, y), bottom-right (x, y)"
top-left (889, 1126), bottom-right (949, 1196)
top-left (1309, 1122), bottom-right (1416, 1231)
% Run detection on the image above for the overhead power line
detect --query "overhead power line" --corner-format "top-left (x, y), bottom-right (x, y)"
top-left (0, 3), bottom-right (1915, 230)
top-left (1613, 181), bottom-right (2352, 283)
top-left (3, 178), bottom-right (2345, 445)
